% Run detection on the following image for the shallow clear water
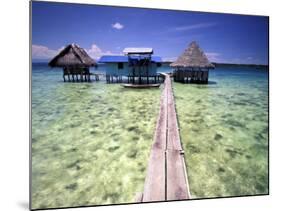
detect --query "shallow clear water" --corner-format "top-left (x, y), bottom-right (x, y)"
top-left (32, 63), bottom-right (269, 208)
top-left (31, 63), bottom-right (161, 209)
top-left (173, 66), bottom-right (268, 198)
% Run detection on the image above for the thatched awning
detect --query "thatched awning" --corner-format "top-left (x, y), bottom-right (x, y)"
top-left (170, 41), bottom-right (214, 69)
top-left (48, 44), bottom-right (96, 68)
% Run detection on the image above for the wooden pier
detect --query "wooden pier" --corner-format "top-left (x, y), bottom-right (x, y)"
top-left (121, 83), bottom-right (161, 88)
top-left (105, 74), bottom-right (164, 84)
top-left (139, 74), bottom-right (191, 202)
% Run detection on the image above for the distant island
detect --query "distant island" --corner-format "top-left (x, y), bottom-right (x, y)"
top-left (212, 62), bottom-right (268, 69)
top-left (161, 61), bottom-right (268, 69)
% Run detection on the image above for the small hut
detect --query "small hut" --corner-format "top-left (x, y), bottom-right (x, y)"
top-left (170, 41), bottom-right (214, 84)
top-left (48, 43), bottom-right (97, 82)
top-left (99, 47), bottom-right (163, 85)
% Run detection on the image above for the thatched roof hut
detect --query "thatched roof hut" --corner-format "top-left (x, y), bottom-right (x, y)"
top-left (170, 41), bottom-right (214, 69)
top-left (48, 43), bottom-right (96, 68)
top-left (171, 41), bottom-right (214, 84)
top-left (48, 44), bottom-right (97, 82)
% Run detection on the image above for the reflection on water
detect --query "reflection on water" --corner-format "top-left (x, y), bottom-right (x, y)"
top-left (174, 67), bottom-right (268, 198)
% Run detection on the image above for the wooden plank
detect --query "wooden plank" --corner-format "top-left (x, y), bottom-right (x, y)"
top-left (165, 74), bottom-right (190, 199)
top-left (135, 192), bottom-right (143, 202)
top-left (121, 83), bottom-right (161, 88)
top-left (142, 80), bottom-right (168, 201)
top-left (167, 112), bottom-right (182, 150)
top-left (142, 148), bottom-right (166, 202)
top-left (166, 75), bottom-right (182, 150)
top-left (142, 74), bottom-right (191, 202)
top-left (166, 149), bottom-right (190, 200)
top-left (152, 84), bottom-right (168, 150)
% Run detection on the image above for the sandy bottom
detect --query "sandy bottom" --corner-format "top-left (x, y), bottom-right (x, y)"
top-left (32, 79), bottom-right (161, 209)
top-left (32, 65), bottom-right (268, 208)
top-left (173, 72), bottom-right (268, 198)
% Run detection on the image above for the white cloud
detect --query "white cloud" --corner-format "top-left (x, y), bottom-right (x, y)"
top-left (32, 44), bottom-right (59, 59)
top-left (162, 57), bottom-right (177, 62)
top-left (205, 52), bottom-right (221, 62)
top-left (112, 22), bottom-right (124, 30)
top-left (32, 43), bottom-right (121, 61)
top-left (231, 57), bottom-right (260, 64)
top-left (57, 46), bottom-right (65, 53)
top-left (86, 44), bottom-right (103, 59)
top-left (86, 44), bottom-right (121, 60)
top-left (175, 22), bottom-right (217, 31)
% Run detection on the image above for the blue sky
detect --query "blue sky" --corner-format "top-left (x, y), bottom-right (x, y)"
top-left (32, 1), bottom-right (269, 64)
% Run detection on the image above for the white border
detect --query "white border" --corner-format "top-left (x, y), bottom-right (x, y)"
top-left (0, 0), bottom-right (280, 211)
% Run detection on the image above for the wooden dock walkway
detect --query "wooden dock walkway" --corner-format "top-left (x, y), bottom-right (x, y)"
top-left (140, 74), bottom-right (191, 202)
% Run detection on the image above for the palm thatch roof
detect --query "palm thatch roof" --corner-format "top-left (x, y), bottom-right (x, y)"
top-left (170, 41), bottom-right (214, 69)
top-left (48, 43), bottom-right (96, 68)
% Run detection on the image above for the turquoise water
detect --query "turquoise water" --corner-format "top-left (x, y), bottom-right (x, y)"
top-left (31, 63), bottom-right (161, 209)
top-left (173, 66), bottom-right (268, 198)
top-left (32, 63), bottom-right (268, 209)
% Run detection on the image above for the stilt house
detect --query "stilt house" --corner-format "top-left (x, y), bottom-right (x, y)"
top-left (170, 41), bottom-right (214, 83)
top-left (48, 43), bottom-right (97, 82)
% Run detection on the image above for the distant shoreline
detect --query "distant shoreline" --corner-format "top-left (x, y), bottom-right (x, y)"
top-left (161, 61), bottom-right (268, 68)
top-left (32, 60), bottom-right (268, 69)
top-left (211, 62), bottom-right (268, 69)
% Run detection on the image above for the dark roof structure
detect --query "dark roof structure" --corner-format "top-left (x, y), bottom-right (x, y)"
top-left (170, 41), bottom-right (214, 69)
top-left (48, 43), bottom-right (96, 68)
